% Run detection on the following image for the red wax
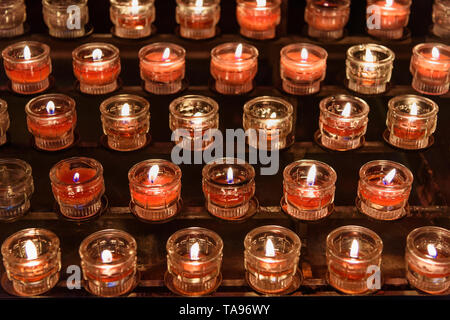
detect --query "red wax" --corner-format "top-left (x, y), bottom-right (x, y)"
top-left (281, 51), bottom-right (325, 82)
top-left (105, 122), bottom-right (148, 139)
top-left (131, 174), bottom-right (180, 208)
top-left (4, 62), bottom-right (51, 84)
top-left (141, 52), bottom-right (185, 83)
top-left (359, 174), bottom-right (408, 206)
top-left (203, 175), bottom-right (254, 207)
top-left (329, 262), bottom-right (370, 281)
top-left (237, 4), bottom-right (280, 31)
top-left (27, 115), bottom-right (75, 138)
top-left (117, 14), bottom-right (151, 29)
top-left (408, 262), bottom-right (450, 278)
top-left (413, 52), bottom-right (449, 80)
top-left (178, 15), bottom-right (215, 29)
top-left (371, 1), bottom-right (409, 29)
top-left (285, 187), bottom-right (332, 210)
top-left (321, 121), bottom-right (366, 137)
top-left (73, 61), bottom-right (121, 86)
top-left (392, 120), bottom-right (426, 140)
top-left (210, 53), bottom-right (255, 85)
top-left (87, 253), bottom-right (134, 282)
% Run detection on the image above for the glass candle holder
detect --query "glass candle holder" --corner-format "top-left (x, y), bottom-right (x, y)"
top-left (305, 0), bottom-right (351, 40)
top-left (166, 227), bottom-right (223, 296)
top-left (202, 158), bottom-right (255, 220)
top-left (128, 159), bottom-right (182, 222)
top-left (280, 43), bottom-right (328, 95)
top-left (386, 95), bottom-right (439, 150)
top-left (100, 94), bottom-right (150, 151)
top-left (357, 160), bottom-right (413, 221)
top-left (244, 225), bottom-right (301, 294)
top-left (366, 0), bottom-right (411, 40)
top-left (42, 0), bottom-right (89, 39)
top-left (327, 225), bottom-right (383, 294)
top-left (0, 159), bottom-right (34, 221)
top-left (283, 160), bottom-right (336, 221)
top-left (25, 94), bottom-right (77, 151)
top-left (0, 99), bottom-right (10, 146)
top-left (346, 43), bottom-right (395, 95)
top-left (1, 228), bottom-right (61, 296)
top-left (139, 43), bottom-right (186, 95)
top-left (169, 95), bottom-right (219, 151)
top-left (176, 0), bottom-right (221, 40)
top-left (50, 157), bottom-right (105, 220)
top-left (236, 0), bottom-right (281, 40)
top-left (410, 43), bottom-right (450, 96)
top-left (2, 41), bottom-right (52, 95)
top-left (432, 0), bottom-right (450, 39)
top-left (72, 42), bottom-right (121, 95)
top-left (79, 229), bottom-right (137, 297)
top-left (243, 96), bottom-right (294, 150)
top-left (0, 0), bottom-right (26, 38)
top-left (319, 95), bottom-right (370, 151)
top-left (110, 0), bottom-right (155, 39)
top-left (210, 42), bottom-right (258, 95)
top-left (406, 226), bottom-right (450, 294)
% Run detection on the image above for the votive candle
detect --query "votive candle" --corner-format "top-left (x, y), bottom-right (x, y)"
top-left (110, 0), bottom-right (155, 39)
top-left (236, 0), bottom-right (281, 40)
top-left (43, 0), bottom-right (89, 38)
top-left (0, 0), bottom-right (26, 38)
top-left (0, 99), bottom-right (10, 146)
top-left (305, 0), bottom-right (351, 40)
top-left (176, 0), bottom-right (221, 39)
top-left (432, 0), bottom-right (450, 39)
top-left (366, 0), bottom-right (411, 40)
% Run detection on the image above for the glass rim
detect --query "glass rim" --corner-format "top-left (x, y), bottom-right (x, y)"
top-left (413, 43), bottom-right (450, 63)
top-left (110, 0), bottom-right (155, 7)
top-left (237, 0), bottom-right (281, 9)
top-left (243, 96), bottom-right (293, 121)
top-left (139, 42), bottom-right (186, 62)
top-left (100, 94), bottom-right (150, 120)
top-left (307, 0), bottom-right (350, 8)
top-left (406, 226), bottom-right (450, 265)
top-left (49, 157), bottom-right (103, 186)
top-left (283, 159), bottom-right (337, 189)
top-left (2, 41), bottom-right (50, 64)
top-left (211, 42), bottom-right (259, 64)
top-left (202, 157), bottom-right (255, 188)
top-left (319, 94), bottom-right (370, 119)
top-left (169, 95), bottom-right (219, 120)
top-left (25, 94), bottom-right (76, 119)
top-left (281, 43), bottom-right (328, 66)
top-left (43, 0), bottom-right (88, 8)
top-left (176, 0), bottom-right (220, 6)
top-left (388, 95), bottom-right (439, 118)
top-left (128, 159), bottom-right (182, 188)
top-left (0, 158), bottom-right (32, 189)
top-left (72, 42), bottom-right (120, 64)
top-left (359, 160), bottom-right (413, 190)
top-left (0, 0), bottom-right (25, 8)
top-left (347, 43), bottom-right (395, 64)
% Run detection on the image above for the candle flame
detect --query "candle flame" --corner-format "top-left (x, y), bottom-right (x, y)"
top-left (306, 165), bottom-right (317, 187)
top-left (131, 0), bottom-right (139, 15)
top-left (301, 48), bottom-right (308, 61)
top-left (265, 238), bottom-right (276, 257)
top-left (256, 0), bottom-right (266, 7)
top-left (73, 172), bottom-right (80, 183)
top-left (148, 165), bottom-right (159, 183)
top-left (121, 103), bottom-right (131, 116)
top-left (270, 112), bottom-right (277, 119)
top-left (427, 244), bottom-right (438, 258)
top-left (46, 101), bottom-right (56, 115)
top-left (386, 0), bottom-right (393, 7)
top-left (235, 44), bottom-right (243, 59)
top-left (101, 249), bottom-right (113, 263)
top-left (382, 168), bottom-right (396, 185)
top-left (349, 239), bottom-right (359, 259)
top-left (23, 45), bottom-right (31, 60)
top-left (409, 102), bottom-right (418, 116)
top-left (226, 167), bottom-right (234, 184)
top-left (195, 0), bottom-right (203, 7)
top-left (432, 47), bottom-right (440, 59)
top-left (162, 48), bottom-right (171, 61)
top-left (341, 103), bottom-right (352, 117)
top-left (92, 49), bottom-right (103, 61)
top-left (364, 49), bottom-right (376, 62)
top-left (190, 242), bottom-right (200, 261)
top-left (25, 240), bottom-right (38, 260)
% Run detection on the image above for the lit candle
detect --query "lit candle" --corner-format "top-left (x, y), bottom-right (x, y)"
top-left (0, 99), bottom-right (10, 146)
top-left (357, 160), bottom-right (413, 220)
top-left (169, 95), bottom-right (219, 151)
top-left (0, 159), bottom-right (34, 221)
top-left (366, 0), bottom-right (411, 39)
top-left (79, 229), bottom-right (137, 297)
top-left (236, 0), bottom-right (281, 39)
top-left (166, 227), bottom-right (223, 296)
top-left (410, 43), bottom-right (450, 96)
top-left (406, 226), bottom-right (450, 294)
top-left (110, 0), bottom-right (155, 39)
top-left (0, 0), bottom-right (26, 37)
top-left (72, 43), bottom-right (121, 95)
top-left (50, 157), bottom-right (105, 220)
top-left (280, 43), bottom-right (328, 95)
top-left (210, 42), bottom-right (259, 95)
top-left (2, 41), bottom-right (52, 95)
top-left (202, 158), bottom-right (256, 220)
top-left (128, 159), bottom-right (182, 222)
top-left (243, 96), bottom-right (294, 150)
top-left (432, 0), bottom-right (450, 39)
top-left (283, 160), bottom-right (337, 221)
top-left (176, 0), bottom-right (221, 39)
top-left (327, 225), bottom-right (383, 294)
top-left (304, 0), bottom-right (351, 40)
top-left (1, 228), bottom-right (61, 296)
top-left (139, 43), bottom-right (186, 95)
top-left (386, 95), bottom-right (439, 150)
top-left (319, 95), bottom-right (370, 151)
top-left (244, 225), bottom-right (301, 294)
top-left (100, 94), bottom-right (150, 151)
top-left (43, 0), bottom-right (89, 38)
top-left (346, 43), bottom-right (395, 95)
top-left (25, 94), bottom-right (77, 151)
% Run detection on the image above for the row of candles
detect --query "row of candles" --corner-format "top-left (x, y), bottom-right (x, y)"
top-left (0, 92), bottom-right (439, 153)
top-left (2, 224), bottom-right (449, 297)
top-left (0, 156), bottom-right (414, 222)
top-left (1, 0), bottom-right (450, 41)
top-left (2, 40), bottom-right (450, 97)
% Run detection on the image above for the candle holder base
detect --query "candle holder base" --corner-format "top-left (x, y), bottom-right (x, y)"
top-left (281, 196), bottom-right (334, 221)
top-left (11, 78), bottom-right (50, 95)
top-left (105, 133), bottom-right (149, 152)
top-left (100, 133), bottom-right (151, 152)
top-left (368, 27), bottom-right (404, 40)
top-left (356, 196), bottom-right (408, 221)
top-left (214, 80), bottom-right (253, 95)
top-left (179, 26), bottom-right (216, 40)
top-left (113, 25), bottom-right (152, 39)
top-left (174, 136), bottom-right (216, 151)
top-left (282, 79), bottom-right (321, 96)
top-left (383, 129), bottom-right (434, 150)
top-left (432, 24), bottom-right (450, 39)
top-left (247, 133), bottom-right (295, 151)
top-left (129, 198), bottom-right (182, 223)
top-left (48, 27), bottom-right (87, 39)
top-left (326, 271), bottom-right (381, 295)
top-left (0, 24), bottom-right (24, 38)
top-left (411, 77), bottom-right (449, 96)
top-left (0, 134), bottom-right (6, 147)
top-left (1, 271), bottom-right (59, 297)
top-left (164, 271), bottom-right (222, 297)
top-left (33, 132), bottom-right (75, 152)
top-left (206, 197), bottom-right (259, 222)
top-left (406, 268), bottom-right (450, 295)
top-left (79, 80), bottom-right (119, 95)
top-left (144, 79), bottom-right (183, 95)
top-left (245, 270), bottom-right (302, 296)
top-left (83, 270), bottom-right (139, 298)
top-left (347, 79), bottom-right (388, 95)
top-left (240, 27), bottom-right (276, 40)
top-left (315, 130), bottom-right (365, 152)
top-left (0, 199), bottom-right (31, 222)
top-left (56, 195), bottom-right (107, 222)
top-left (308, 26), bottom-right (344, 41)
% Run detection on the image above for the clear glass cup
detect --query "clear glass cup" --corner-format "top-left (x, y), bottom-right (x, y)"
top-left (432, 0), bottom-right (450, 39)
top-left (0, 99), bottom-right (10, 146)
top-left (110, 0), bottom-right (155, 39)
top-left (0, 0), bottom-right (26, 38)
top-left (305, 0), bottom-right (350, 40)
top-left (42, 0), bottom-right (89, 38)
top-left (236, 0), bottom-right (281, 40)
top-left (176, 0), bottom-right (220, 39)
